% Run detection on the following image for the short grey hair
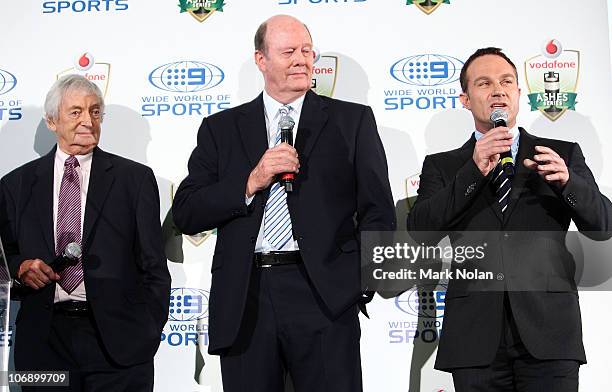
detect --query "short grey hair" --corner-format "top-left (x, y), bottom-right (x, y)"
top-left (44, 74), bottom-right (104, 121)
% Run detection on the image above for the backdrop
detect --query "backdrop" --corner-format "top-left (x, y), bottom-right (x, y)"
top-left (1, 1), bottom-right (611, 390)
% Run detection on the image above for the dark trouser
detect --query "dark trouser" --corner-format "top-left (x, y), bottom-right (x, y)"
top-left (452, 294), bottom-right (579, 392)
top-left (220, 263), bottom-right (362, 392)
top-left (14, 308), bottom-right (153, 392)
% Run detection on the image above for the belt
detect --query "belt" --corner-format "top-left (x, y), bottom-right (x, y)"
top-left (53, 301), bottom-right (90, 317)
top-left (254, 251), bottom-right (302, 268)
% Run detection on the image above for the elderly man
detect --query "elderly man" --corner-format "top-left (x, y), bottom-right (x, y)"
top-left (0, 74), bottom-right (170, 391)
top-left (172, 14), bottom-right (395, 392)
top-left (407, 47), bottom-right (612, 391)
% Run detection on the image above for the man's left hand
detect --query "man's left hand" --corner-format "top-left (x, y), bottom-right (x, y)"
top-left (523, 145), bottom-right (569, 187)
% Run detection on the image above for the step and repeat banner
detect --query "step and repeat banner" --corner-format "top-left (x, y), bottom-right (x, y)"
top-left (2, 1), bottom-right (612, 391)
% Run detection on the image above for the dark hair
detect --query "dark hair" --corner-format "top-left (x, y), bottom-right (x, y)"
top-left (460, 47), bottom-right (517, 93)
top-left (254, 21), bottom-right (268, 53)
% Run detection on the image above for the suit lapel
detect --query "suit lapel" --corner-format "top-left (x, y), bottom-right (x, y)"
top-left (294, 90), bottom-right (328, 164)
top-left (237, 94), bottom-right (268, 169)
top-left (83, 147), bottom-right (114, 248)
top-left (503, 127), bottom-right (536, 223)
top-left (33, 148), bottom-right (56, 254)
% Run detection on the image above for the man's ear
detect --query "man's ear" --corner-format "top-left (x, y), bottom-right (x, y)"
top-left (46, 116), bottom-right (57, 132)
top-left (459, 92), bottom-right (470, 110)
top-left (254, 50), bottom-right (266, 73)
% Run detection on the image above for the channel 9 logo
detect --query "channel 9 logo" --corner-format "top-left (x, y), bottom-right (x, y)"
top-left (148, 61), bottom-right (225, 93)
top-left (390, 54), bottom-right (463, 87)
top-left (168, 288), bottom-right (209, 322)
top-left (395, 285), bottom-right (446, 318)
top-left (0, 69), bottom-right (17, 95)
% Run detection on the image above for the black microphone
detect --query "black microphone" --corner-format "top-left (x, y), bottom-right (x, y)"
top-left (279, 114), bottom-right (296, 192)
top-left (489, 108), bottom-right (514, 177)
top-left (49, 242), bottom-right (82, 273)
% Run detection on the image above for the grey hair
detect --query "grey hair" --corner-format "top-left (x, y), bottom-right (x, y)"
top-left (44, 74), bottom-right (104, 121)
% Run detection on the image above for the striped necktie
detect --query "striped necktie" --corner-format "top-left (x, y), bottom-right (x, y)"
top-left (492, 162), bottom-right (512, 215)
top-left (263, 105), bottom-right (294, 249)
top-left (56, 155), bottom-right (84, 293)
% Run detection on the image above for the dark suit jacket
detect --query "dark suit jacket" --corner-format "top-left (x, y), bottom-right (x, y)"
top-left (0, 147), bottom-right (171, 367)
top-left (172, 90), bottom-right (396, 354)
top-left (407, 128), bottom-right (612, 370)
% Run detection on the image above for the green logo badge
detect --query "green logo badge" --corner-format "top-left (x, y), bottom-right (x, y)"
top-left (524, 39), bottom-right (580, 121)
top-left (406, 0), bottom-right (450, 15)
top-left (178, 0), bottom-right (226, 23)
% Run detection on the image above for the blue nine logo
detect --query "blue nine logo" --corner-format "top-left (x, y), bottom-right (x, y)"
top-left (388, 286), bottom-right (446, 344)
top-left (149, 61), bottom-right (224, 93)
top-left (141, 60), bottom-right (231, 117)
top-left (384, 54), bottom-right (464, 111)
top-left (162, 288), bottom-right (210, 347)
top-left (0, 68), bottom-right (22, 121)
top-left (42, 0), bottom-right (128, 13)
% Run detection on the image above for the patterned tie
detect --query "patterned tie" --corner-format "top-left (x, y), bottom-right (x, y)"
top-left (492, 161), bottom-right (512, 215)
top-left (263, 105), bottom-right (294, 249)
top-left (56, 156), bottom-right (83, 293)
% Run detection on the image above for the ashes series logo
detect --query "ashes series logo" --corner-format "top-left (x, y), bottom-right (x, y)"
top-left (311, 54), bottom-right (338, 98)
top-left (178, 0), bottom-right (225, 23)
top-left (57, 53), bottom-right (111, 98)
top-left (405, 0), bottom-right (449, 15)
top-left (524, 39), bottom-right (579, 121)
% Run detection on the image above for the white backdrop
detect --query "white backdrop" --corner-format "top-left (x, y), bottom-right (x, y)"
top-left (1, 1), bottom-right (611, 390)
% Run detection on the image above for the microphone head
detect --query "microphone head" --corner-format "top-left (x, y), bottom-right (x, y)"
top-left (279, 115), bottom-right (295, 131)
top-left (490, 108), bottom-right (508, 125)
top-left (64, 242), bottom-right (82, 260)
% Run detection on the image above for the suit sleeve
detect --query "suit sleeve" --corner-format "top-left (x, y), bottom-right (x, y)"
top-left (560, 143), bottom-right (612, 236)
top-left (136, 168), bottom-right (171, 332)
top-left (355, 106), bottom-right (396, 232)
top-left (407, 154), bottom-right (489, 232)
top-left (172, 118), bottom-right (251, 235)
top-left (0, 175), bottom-right (24, 278)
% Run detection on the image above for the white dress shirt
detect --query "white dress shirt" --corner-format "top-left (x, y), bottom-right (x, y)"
top-left (53, 146), bottom-right (92, 303)
top-left (250, 91), bottom-right (305, 253)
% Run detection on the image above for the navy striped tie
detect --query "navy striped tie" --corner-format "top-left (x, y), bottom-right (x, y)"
top-left (263, 106), bottom-right (294, 249)
top-left (492, 162), bottom-right (512, 214)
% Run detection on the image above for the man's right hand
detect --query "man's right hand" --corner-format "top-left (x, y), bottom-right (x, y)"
top-left (17, 259), bottom-right (60, 290)
top-left (472, 127), bottom-right (513, 176)
top-left (246, 143), bottom-right (300, 197)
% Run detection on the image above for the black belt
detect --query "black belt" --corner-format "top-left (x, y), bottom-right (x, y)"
top-left (53, 301), bottom-right (90, 317)
top-left (254, 251), bottom-right (302, 268)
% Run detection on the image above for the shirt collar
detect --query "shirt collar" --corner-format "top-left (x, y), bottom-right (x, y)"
top-left (55, 145), bottom-right (93, 169)
top-left (474, 126), bottom-right (520, 142)
top-left (263, 90), bottom-right (305, 122)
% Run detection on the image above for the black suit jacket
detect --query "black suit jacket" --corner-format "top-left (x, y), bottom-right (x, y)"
top-left (407, 128), bottom-right (612, 370)
top-left (172, 90), bottom-right (396, 354)
top-left (0, 147), bottom-right (171, 367)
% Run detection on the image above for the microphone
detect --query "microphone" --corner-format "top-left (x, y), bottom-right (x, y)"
top-left (279, 114), bottom-right (296, 192)
top-left (10, 242), bottom-right (81, 298)
top-left (489, 108), bottom-right (514, 177)
top-left (49, 242), bottom-right (82, 272)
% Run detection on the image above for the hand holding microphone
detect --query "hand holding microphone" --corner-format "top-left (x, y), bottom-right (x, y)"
top-left (15, 242), bottom-right (81, 290)
top-left (246, 115), bottom-right (300, 197)
top-left (472, 109), bottom-right (514, 177)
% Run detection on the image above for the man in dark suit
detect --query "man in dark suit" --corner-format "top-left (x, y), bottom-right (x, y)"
top-left (0, 74), bottom-right (170, 391)
top-left (407, 47), bottom-right (612, 391)
top-left (172, 14), bottom-right (395, 392)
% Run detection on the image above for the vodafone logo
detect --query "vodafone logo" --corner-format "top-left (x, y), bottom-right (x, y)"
top-left (542, 39), bottom-right (562, 59)
top-left (75, 52), bottom-right (95, 71)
